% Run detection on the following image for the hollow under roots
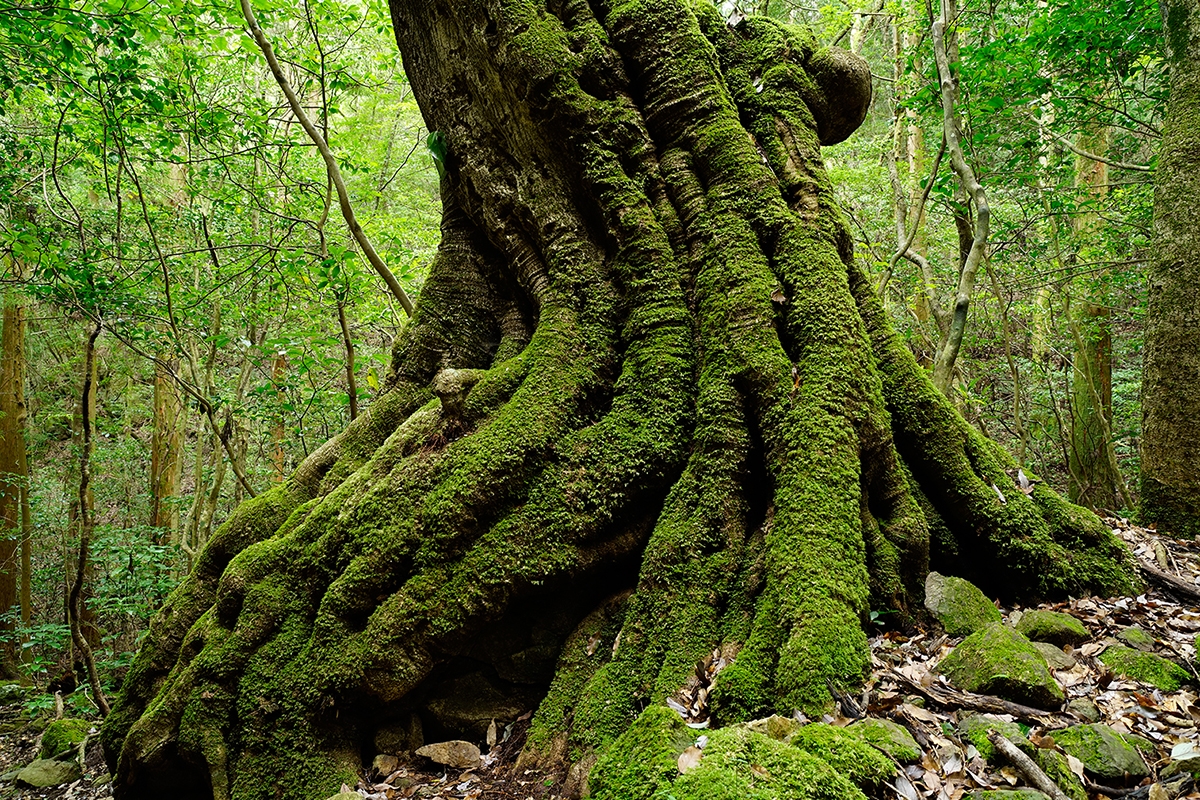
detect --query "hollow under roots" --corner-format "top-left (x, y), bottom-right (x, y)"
top-left (101, 2), bottom-right (1137, 798)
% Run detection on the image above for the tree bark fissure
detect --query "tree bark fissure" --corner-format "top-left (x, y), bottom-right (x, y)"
top-left (102, 4), bottom-right (1138, 799)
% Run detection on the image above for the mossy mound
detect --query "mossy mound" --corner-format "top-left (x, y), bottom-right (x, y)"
top-left (1049, 724), bottom-right (1149, 782)
top-left (925, 573), bottom-right (1002, 637)
top-left (787, 722), bottom-right (896, 788)
top-left (1014, 611), bottom-right (1089, 647)
top-left (1036, 749), bottom-right (1087, 800)
top-left (972, 791), bottom-right (1049, 800)
top-left (847, 718), bottom-right (921, 763)
top-left (670, 726), bottom-right (867, 800)
top-left (1100, 645), bottom-right (1190, 691)
top-left (938, 623), bottom-right (1064, 709)
top-left (587, 706), bottom-right (869, 800)
top-left (39, 718), bottom-right (91, 758)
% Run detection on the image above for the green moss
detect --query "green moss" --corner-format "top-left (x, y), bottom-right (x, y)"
top-left (1100, 645), bottom-right (1190, 690)
top-left (669, 726), bottom-right (868, 800)
top-left (786, 722), bottom-right (895, 788)
top-left (1036, 749), bottom-right (1087, 800)
top-left (1049, 724), bottom-right (1149, 782)
top-left (972, 791), bottom-right (1049, 800)
top-left (1014, 611), bottom-right (1089, 647)
top-left (1115, 627), bottom-right (1156, 651)
top-left (40, 718), bottom-right (91, 758)
top-left (937, 623), bottom-right (1064, 709)
top-left (846, 718), bottom-right (921, 763)
top-left (926, 573), bottom-right (1003, 637)
top-left (956, 714), bottom-right (1033, 761)
top-left (587, 705), bottom-right (696, 800)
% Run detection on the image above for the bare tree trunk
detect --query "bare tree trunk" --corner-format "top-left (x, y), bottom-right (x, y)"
top-left (0, 290), bottom-right (27, 679)
top-left (150, 356), bottom-right (185, 540)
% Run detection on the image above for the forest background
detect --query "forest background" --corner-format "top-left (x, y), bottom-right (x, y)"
top-left (0, 0), bottom-right (1166, 710)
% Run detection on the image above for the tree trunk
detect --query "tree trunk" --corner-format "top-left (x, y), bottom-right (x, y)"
top-left (102, 4), bottom-right (1137, 798)
top-left (150, 356), bottom-right (185, 541)
top-left (1141, 0), bottom-right (1200, 536)
top-left (0, 291), bottom-right (27, 679)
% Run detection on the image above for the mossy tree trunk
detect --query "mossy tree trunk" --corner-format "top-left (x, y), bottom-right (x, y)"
top-left (1141, 0), bottom-right (1200, 537)
top-left (103, 2), bottom-right (1137, 798)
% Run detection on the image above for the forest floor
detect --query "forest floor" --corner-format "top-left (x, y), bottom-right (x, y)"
top-left (3, 517), bottom-right (1200, 800)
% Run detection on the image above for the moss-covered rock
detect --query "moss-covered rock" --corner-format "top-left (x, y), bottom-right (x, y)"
top-left (938, 623), bottom-right (1064, 709)
top-left (1066, 698), bottom-right (1100, 722)
top-left (737, 715), bottom-right (802, 741)
top-left (956, 714), bottom-right (1033, 761)
top-left (15, 758), bottom-right (82, 788)
top-left (847, 718), bottom-right (921, 763)
top-left (1031, 642), bottom-right (1076, 670)
top-left (1014, 611), bottom-right (1089, 647)
top-left (1115, 627), bottom-right (1156, 651)
top-left (39, 718), bottom-right (91, 758)
top-left (787, 722), bottom-right (896, 788)
top-left (1100, 644), bottom-right (1190, 690)
top-left (1049, 724), bottom-right (1149, 782)
top-left (924, 573), bottom-right (1002, 637)
top-left (1036, 749), bottom-right (1087, 800)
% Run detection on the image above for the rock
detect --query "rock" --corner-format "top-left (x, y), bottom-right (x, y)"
top-left (15, 758), bottom-right (83, 788)
top-left (1015, 610), bottom-right (1090, 647)
top-left (0, 766), bottom-right (21, 783)
top-left (1032, 641), bottom-right (1077, 670)
top-left (1116, 627), bottom-right (1157, 651)
top-left (1036, 749), bottom-right (1088, 800)
top-left (374, 714), bottom-right (424, 754)
top-left (1066, 698), bottom-right (1101, 722)
top-left (0, 681), bottom-right (30, 703)
top-left (971, 791), bottom-right (1049, 800)
top-left (847, 718), bottom-right (921, 763)
top-left (957, 714), bottom-right (1032, 761)
top-left (1163, 744), bottom-right (1200, 777)
top-left (737, 715), bottom-right (799, 741)
top-left (39, 718), bottom-right (91, 758)
top-left (925, 572), bottom-right (1003, 637)
top-left (938, 623), bottom-right (1065, 709)
top-left (1100, 644), bottom-right (1190, 690)
top-left (416, 740), bottom-right (482, 770)
top-left (373, 753), bottom-right (399, 775)
top-left (1050, 723), bottom-right (1149, 782)
top-left (422, 672), bottom-right (534, 740)
top-left (787, 722), bottom-right (896, 788)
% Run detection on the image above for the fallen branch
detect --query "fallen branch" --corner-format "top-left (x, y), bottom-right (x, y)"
top-left (1137, 559), bottom-right (1200, 602)
top-left (888, 670), bottom-right (1057, 724)
top-left (987, 730), bottom-right (1071, 800)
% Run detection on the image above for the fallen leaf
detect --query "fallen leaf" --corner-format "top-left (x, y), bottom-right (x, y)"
top-left (677, 746), bottom-right (703, 774)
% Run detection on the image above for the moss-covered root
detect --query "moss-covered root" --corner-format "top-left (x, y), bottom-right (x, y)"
top-left (587, 706), bottom-right (871, 800)
top-left (847, 262), bottom-right (1138, 599)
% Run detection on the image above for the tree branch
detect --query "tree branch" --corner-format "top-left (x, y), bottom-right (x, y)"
top-left (239, 0), bottom-right (415, 317)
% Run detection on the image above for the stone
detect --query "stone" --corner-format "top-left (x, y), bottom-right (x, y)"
top-left (1032, 641), bottom-right (1077, 670)
top-left (422, 672), bottom-right (534, 740)
top-left (416, 740), bottom-right (482, 770)
top-left (738, 715), bottom-right (800, 741)
top-left (1116, 627), bottom-right (1157, 651)
top-left (925, 572), bottom-right (1003, 637)
top-left (15, 758), bottom-right (83, 788)
top-left (847, 718), bottom-right (921, 763)
top-left (938, 622), bottom-right (1065, 709)
top-left (373, 753), bottom-right (399, 775)
top-left (1050, 724), bottom-right (1149, 782)
top-left (1066, 698), bottom-right (1101, 722)
top-left (1100, 645), bottom-right (1190, 691)
top-left (374, 714), bottom-right (424, 754)
top-left (957, 714), bottom-right (1032, 761)
top-left (39, 718), bottom-right (91, 758)
top-left (1015, 610), bottom-right (1090, 647)
top-left (0, 681), bottom-right (30, 703)
top-left (1036, 749), bottom-right (1087, 800)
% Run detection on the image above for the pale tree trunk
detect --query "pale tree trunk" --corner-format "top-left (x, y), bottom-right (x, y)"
top-left (1066, 125), bottom-right (1128, 512)
top-left (103, 5), bottom-right (1136, 798)
top-left (1141, 0), bottom-right (1200, 536)
top-left (150, 357), bottom-right (185, 541)
top-left (271, 351), bottom-right (288, 482)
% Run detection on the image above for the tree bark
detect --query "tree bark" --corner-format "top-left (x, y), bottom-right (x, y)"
top-left (150, 356), bottom-right (185, 541)
top-left (0, 290), bottom-right (28, 679)
top-left (102, 4), bottom-right (1138, 798)
top-left (1140, 0), bottom-right (1200, 537)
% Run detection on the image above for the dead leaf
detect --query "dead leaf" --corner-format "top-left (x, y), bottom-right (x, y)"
top-left (677, 746), bottom-right (703, 774)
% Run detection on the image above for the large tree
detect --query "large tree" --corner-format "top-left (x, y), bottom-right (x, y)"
top-left (1141, 0), bottom-right (1200, 537)
top-left (102, 1), bottom-right (1136, 798)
